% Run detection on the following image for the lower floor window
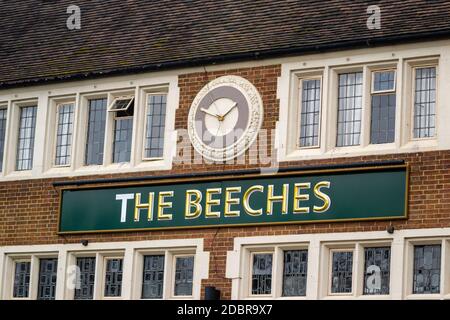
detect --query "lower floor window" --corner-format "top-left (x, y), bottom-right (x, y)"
top-left (363, 247), bottom-right (391, 295)
top-left (330, 251), bottom-right (353, 294)
top-left (413, 245), bottom-right (441, 294)
top-left (74, 257), bottom-right (96, 300)
top-left (251, 253), bottom-right (273, 295)
top-left (142, 255), bottom-right (165, 299)
top-left (37, 258), bottom-right (58, 300)
top-left (174, 256), bottom-right (194, 296)
top-left (13, 261), bottom-right (31, 298)
top-left (282, 250), bottom-right (308, 297)
top-left (104, 258), bottom-right (123, 297)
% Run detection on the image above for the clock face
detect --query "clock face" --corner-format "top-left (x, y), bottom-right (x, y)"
top-left (188, 75), bottom-right (263, 161)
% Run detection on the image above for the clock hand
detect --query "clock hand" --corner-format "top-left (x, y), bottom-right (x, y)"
top-left (200, 108), bottom-right (221, 119)
top-left (221, 102), bottom-right (237, 118)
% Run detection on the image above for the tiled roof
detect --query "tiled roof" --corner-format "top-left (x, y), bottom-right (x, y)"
top-left (1, 0), bottom-right (450, 88)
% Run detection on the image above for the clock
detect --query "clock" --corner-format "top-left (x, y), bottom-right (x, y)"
top-left (187, 75), bottom-right (264, 161)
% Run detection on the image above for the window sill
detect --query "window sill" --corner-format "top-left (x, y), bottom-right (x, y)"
top-left (405, 294), bottom-right (443, 300)
top-left (282, 140), bottom-right (439, 162)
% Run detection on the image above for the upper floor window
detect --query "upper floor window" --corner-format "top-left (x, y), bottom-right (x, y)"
top-left (16, 105), bottom-right (37, 171)
top-left (413, 66), bottom-right (436, 139)
top-left (109, 96), bottom-right (134, 163)
top-left (370, 70), bottom-right (396, 144)
top-left (299, 78), bottom-right (321, 148)
top-left (85, 98), bottom-right (107, 166)
top-left (336, 72), bottom-right (363, 147)
top-left (55, 102), bottom-right (75, 166)
top-left (144, 94), bottom-right (167, 159)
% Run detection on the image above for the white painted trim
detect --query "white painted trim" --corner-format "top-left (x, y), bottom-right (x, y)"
top-left (276, 41), bottom-right (449, 163)
top-left (228, 227), bottom-right (450, 300)
top-left (0, 238), bottom-right (208, 300)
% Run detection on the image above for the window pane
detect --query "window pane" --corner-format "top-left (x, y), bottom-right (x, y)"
top-left (414, 67), bottom-right (436, 138)
top-left (373, 71), bottom-right (395, 91)
top-left (370, 93), bottom-right (396, 144)
top-left (85, 98), bottom-right (107, 165)
top-left (413, 245), bottom-right (441, 294)
top-left (336, 72), bottom-right (363, 147)
top-left (363, 247), bottom-right (391, 295)
top-left (74, 257), bottom-right (96, 300)
top-left (0, 108), bottom-right (7, 172)
top-left (282, 250), bottom-right (308, 297)
top-left (113, 118), bottom-right (133, 163)
top-left (141, 255), bottom-right (165, 299)
top-left (13, 261), bottom-right (31, 298)
top-left (37, 258), bottom-right (58, 300)
top-left (299, 79), bottom-right (321, 147)
top-left (104, 258), bottom-right (123, 297)
top-left (331, 251), bottom-right (353, 294)
top-left (55, 103), bottom-right (74, 166)
top-left (16, 106), bottom-right (37, 171)
top-left (251, 253), bottom-right (272, 295)
top-left (145, 94), bottom-right (166, 158)
top-left (174, 256), bottom-right (194, 296)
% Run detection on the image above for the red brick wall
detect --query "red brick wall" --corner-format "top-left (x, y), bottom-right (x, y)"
top-left (1, 64), bottom-right (450, 299)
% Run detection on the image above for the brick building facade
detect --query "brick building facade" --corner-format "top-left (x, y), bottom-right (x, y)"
top-left (1, 1), bottom-right (450, 300)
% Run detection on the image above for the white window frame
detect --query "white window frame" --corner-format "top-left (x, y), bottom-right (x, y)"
top-left (371, 69), bottom-right (397, 94)
top-left (171, 253), bottom-right (196, 299)
top-left (45, 98), bottom-right (77, 170)
top-left (2, 252), bottom-right (59, 300)
top-left (296, 74), bottom-right (323, 150)
top-left (100, 253), bottom-right (125, 300)
top-left (247, 250), bottom-right (274, 298)
top-left (408, 59), bottom-right (439, 142)
top-left (0, 239), bottom-right (208, 300)
top-left (107, 96), bottom-right (134, 113)
top-left (403, 238), bottom-right (448, 300)
top-left (277, 47), bottom-right (443, 163)
top-left (141, 91), bottom-right (169, 161)
top-left (0, 104), bottom-right (8, 173)
top-left (326, 246), bottom-right (356, 297)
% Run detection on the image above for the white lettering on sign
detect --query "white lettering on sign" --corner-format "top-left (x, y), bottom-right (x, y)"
top-left (116, 194), bottom-right (135, 223)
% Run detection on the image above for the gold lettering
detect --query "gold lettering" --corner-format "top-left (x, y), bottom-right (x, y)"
top-left (293, 183), bottom-right (310, 214)
top-left (313, 181), bottom-right (331, 213)
top-left (224, 187), bottom-right (241, 217)
top-left (158, 191), bottom-right (173, 220)
top-left (185, 190), bottom-right (202, 219)
top-left (134, 192), bottom-right (154, 221)
top-left (266, 184), bottom-right (289, 215)
top-left (205, 188), bottom-right (222, 218)
top-left (243, 185), bottom-right (264, 216)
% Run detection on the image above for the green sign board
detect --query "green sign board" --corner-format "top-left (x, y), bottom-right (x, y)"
top-left (58, 165), bottom-right (409, 234)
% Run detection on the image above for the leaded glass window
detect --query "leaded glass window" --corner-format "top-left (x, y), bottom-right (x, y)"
top-left (0, 108), bottom-right (7, 172)
top-left (144, 94), bottom-right (166, 158)
top-left (104, 258), bottom-right (123, 297)
top-left (141, 255), bottom-right (165, 299)
top-left (13, 261), bottom-right (31, 298)
top-left (282, 250), bottom-right (308, 297)
top-left (251, 253), bottom-right (272, 295)
top-left (16, 106), bottom-right (37, 171)
top-left (37, 258), bottom-right (58, 300)
top-left (299, 79), bottom-right (321, 148)
top-left (337, 72), bottom-right (363, 147)
top-left (331, 251), bottom-right (353, 294)
top-left (55, 103), bottom-right (74, 166)
top-left (113, 118), bottom-right (133, 163)
top-left (370, 71), bottom-right (396, 144)
top-left (85, 98), bottom-right (107, 165)
top-left (74, 257), bottom-right (96, 300)
top-left (363, 247), bottom-right (391, 295)
top-left (174, 256), bottom-right (194, 296)
top-left (413, 245), bottom-right (441, 294)
top-left (414, 67), bottom-right (436, 139)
